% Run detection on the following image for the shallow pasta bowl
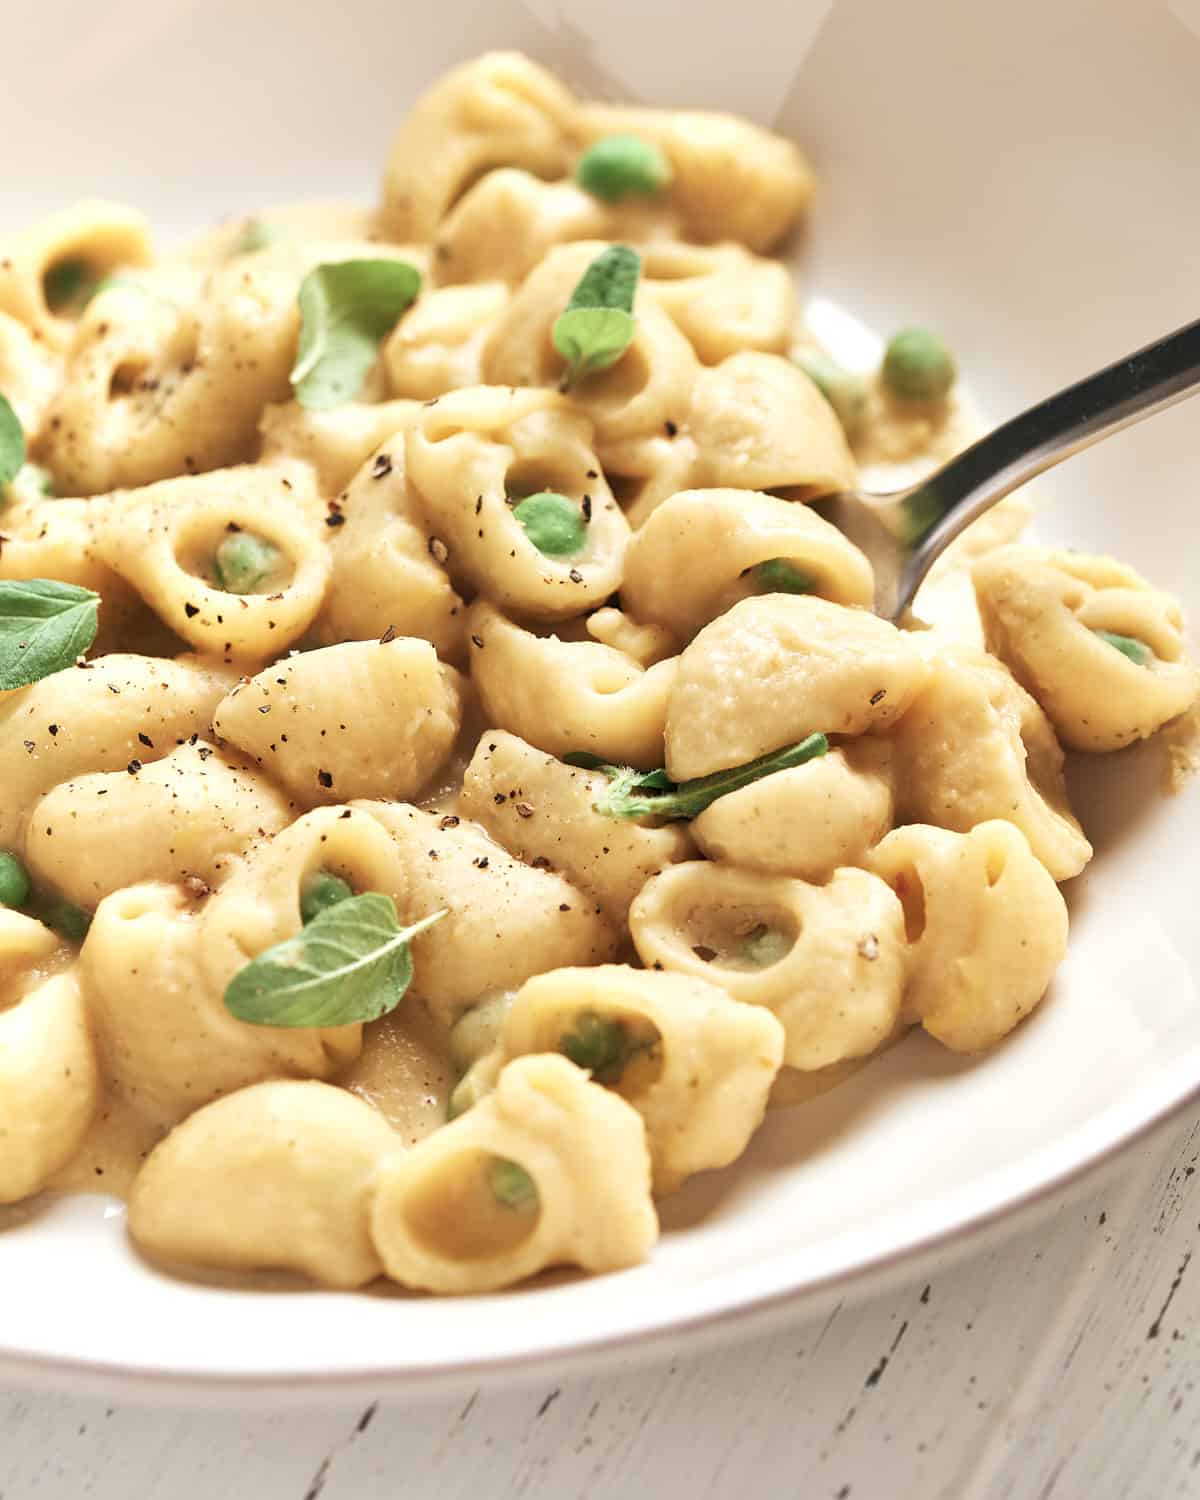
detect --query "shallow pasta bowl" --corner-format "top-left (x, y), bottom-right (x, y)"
top-left (1, 0), bottom-right (1199, 1400)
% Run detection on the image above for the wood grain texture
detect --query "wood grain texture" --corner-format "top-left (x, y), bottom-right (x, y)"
top-left (4, 1114), bottom-right (1200, 1500)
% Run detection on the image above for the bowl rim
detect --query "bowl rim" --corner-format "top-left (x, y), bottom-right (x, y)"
top-left (3, 1049), bottom-right (1195, 1404)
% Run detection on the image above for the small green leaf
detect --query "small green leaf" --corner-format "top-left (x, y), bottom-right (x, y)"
top-left (1093, 628), bottom-right (1153, 666)
top-left (0, 851), bottom-right (31, 909)
top-left (580, 732), bottom-right (830, 822)
top-left (755, 558), bottom-right (815, 595)
top-left (0, 397), bottom-right (25, 487)
top-left (552, 245), bottom-right (640, 383)
top-left (576, 134), bottom-right (672, 201)
top-left (291, 259), bottom-right (422, 410)
top-left (0, 579), bottom-right (100, 691)
top-left (224, 892), bottom-right (446, 1028)
top-left (299, 869), bottom-right (354, 924)
top-left (44, 258), bottom-right (96, 314)
top-left (231, 218), bottom-right (281, 256)
top-left (38, 898), bottom-right (91, 944)
top-left (512, 491), bottom-right (587, 557)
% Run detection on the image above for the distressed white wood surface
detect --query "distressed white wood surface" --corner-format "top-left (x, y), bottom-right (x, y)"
top-left (4, 1114), bottom-right (1200, 1500)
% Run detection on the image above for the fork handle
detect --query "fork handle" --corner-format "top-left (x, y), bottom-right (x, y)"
top-left (895, 316), bottom-right (1200, 612)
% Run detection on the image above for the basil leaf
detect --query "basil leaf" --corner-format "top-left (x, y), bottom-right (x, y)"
top-left (291, 259), bottom-right (422, 410)
top-left (576, 733), bottom-right (829, 821)
top-left (0, 397), bottom-right (25, 487)
top-left (0, 579), bottom-right (100, 691)
top-left (552, 244), bottom-right (640, 382)
top-left (564, 244), bottom-right (641, 315)
top-left (224, 892), bottom-right (446, 1028)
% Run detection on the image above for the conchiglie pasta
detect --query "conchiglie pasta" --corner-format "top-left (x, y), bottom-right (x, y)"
top-left (0, 199), bottom-right (153, 353)
top-left (685, 352), bottom-right (856, 499)
top-left (489, 965), bottom-right (784, 1193)
top-left (213, 638), bottom-right (463, 806)
top-left (642, 241), bottom-right (796, 364)
top-left (383, 281), bottom-right (508, 400)
top-left (433, 169), bottom-right (676, 287)
top-left (665, 595), bottom-right (929, 780)
top-left (404, 386), bottom-right (628, 620)
top-left (379, 52), bottom-right (578, 241)
top-left (370, 1053), bottom-right (657, 1293)
top-left (690, 739), bottom-right (895, 882)
top-left (0, 910), bottom-right (67, 1007)
top-left (466, 601), bottom-right (675, 770)
top-left (314, 435), bottom-right (466, 660)
top-left (630, 862), bottom-right (906, 1072)
top-left (128, 1080), bottom-right (399, 1288)
top-left (0, 972), bottom-right (99, 1204)
top-left (41, 261), bottom-right (299, 494)
top-left (867, 821), bottom-right (1068, 1053)
top-left (891, 642), bottom-right (1092, 881)
top-left (89, 463), bottom-right (331, 659)
top-left (80, 882), bottom-right (348, 1132)
top-left (460, 730), bottom-right (693, 923)
top-left (0, 652), bottom-right (237, 850)
top-left (0, 497), bottom-right (164, 657)
top-left (574, 103), bottom-right (814, 253)
top-left (24, 741), bottom-right (293, 908)
top-left (358, 801), bottom-right (618, 1026)
top-left (972, 545), bottom-right (1200, 751)
top-left (481, 241), bottom-right (698, 455)
top-left (0, 310), bottom-right (60, 438)
top-left (622, 488), bottom-right (874, 641)
top-left (258, 397), bottom-right (423, 495)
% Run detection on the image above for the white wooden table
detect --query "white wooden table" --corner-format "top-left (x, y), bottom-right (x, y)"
top-left (5, 1113), bottom-right (1200, 1500)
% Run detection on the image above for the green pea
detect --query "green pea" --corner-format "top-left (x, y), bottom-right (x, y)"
top-left (488, 1156), bottom-right (538, 1211)
top-left (576, 134), bottom-right (672, 201)
top-left (0, 851), bottom-right (31, 909)
top-left (1093, 628), bottom-right (1153, 666)
top-left (299, 869), bottom-right (353, 924)
top-left (740, 925), bottom-right (792, 967)
top-left (881, 328), bottom-right (957, 403)
top-left (559, 1009), bottom-right (628, 1079)
top-left (794, 350), bottom-right (869, 439)
top-left (213, 532), bottom-right (281, 594)
top-left (512, 491), bottom-right (586, 558)
top-left (756, 558), bottom-right (815, 595)
top-left (231, 218), bottom-right (281, 257)
top-left (43, 258), bottom-right (96, 315)
top-left (41, 899), bottom-right (91, 944)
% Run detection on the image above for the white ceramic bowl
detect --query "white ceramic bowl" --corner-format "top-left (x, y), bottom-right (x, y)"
top-left (1, 0), bottom-right (1198, 1401)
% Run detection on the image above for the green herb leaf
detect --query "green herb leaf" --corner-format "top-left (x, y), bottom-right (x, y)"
top-left (0, 397), bottom-right (26, 487)
top-left (576, 134), bottom-right (672, 201)
top-left (224, 892), bottom-right (446, 1028)
top-left (231, 218), bottom-right (281, 256)
top-left (1092, 628), bottom-right (1153, 666)
top-left (291, 259), bottom-right (423, 410)
top-left (0, 579), bottom-right (100, 691)
top-left (552, 244), bottom-right (640, 383)
top-left (573, 732), bottom-right (829, 821)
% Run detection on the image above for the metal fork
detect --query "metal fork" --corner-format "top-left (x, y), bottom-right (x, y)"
top-left (818, 318), bottom-right (1200, 621)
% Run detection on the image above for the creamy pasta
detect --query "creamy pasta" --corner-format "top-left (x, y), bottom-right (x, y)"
top-left (0, 52), bottom-right (1195, 1296)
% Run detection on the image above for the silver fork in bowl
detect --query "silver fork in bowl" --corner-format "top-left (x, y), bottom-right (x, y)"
top-left (818, 318), bottom-right (1200, 622)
